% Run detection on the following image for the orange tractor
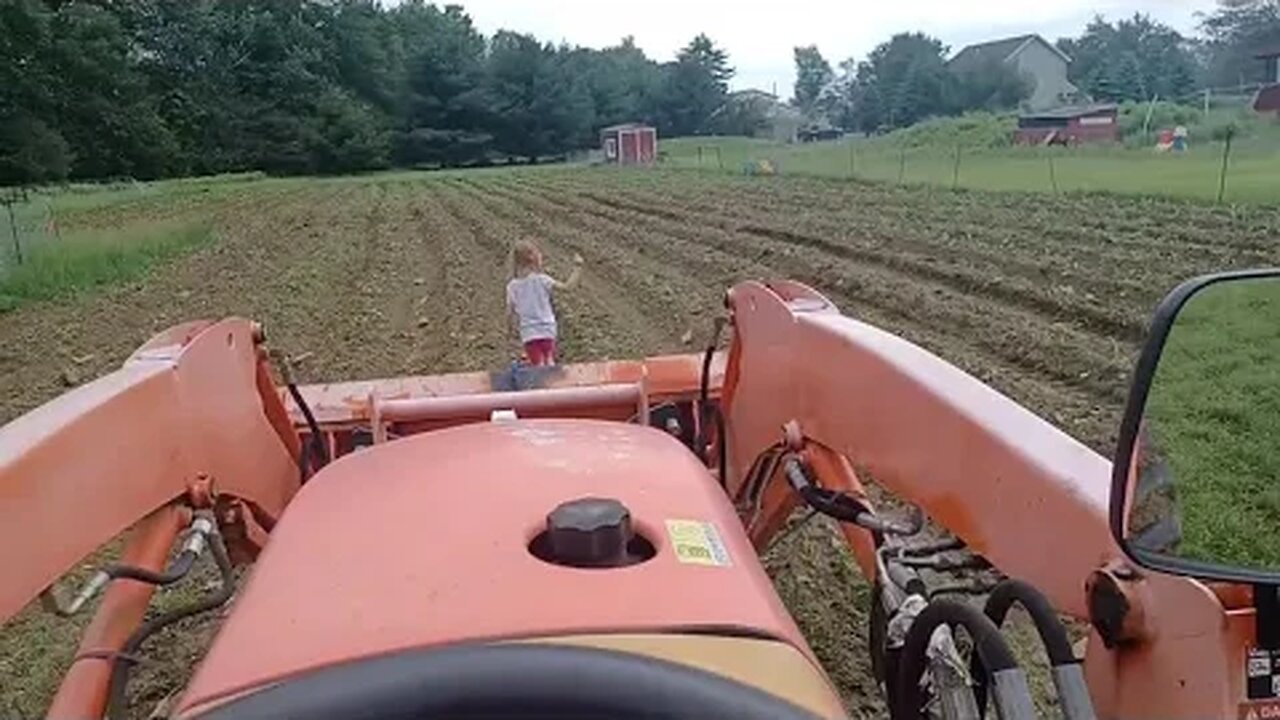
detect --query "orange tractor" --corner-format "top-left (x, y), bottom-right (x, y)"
top-left (3, 273), bottom-right (1279, 719)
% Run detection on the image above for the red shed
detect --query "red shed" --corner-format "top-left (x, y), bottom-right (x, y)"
top-left (600, 123), bottom-right (657, 166)
top-left (1254, 49), bottom-right (1280, 115)
top-left (1014, 104), bottom-right (1119, 146)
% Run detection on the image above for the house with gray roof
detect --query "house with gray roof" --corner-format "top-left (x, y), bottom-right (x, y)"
top-left (948, 34), bottom-right (1081, 111)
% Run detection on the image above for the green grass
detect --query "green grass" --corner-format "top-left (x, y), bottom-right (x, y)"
top-left (1141, 278), bottom-right (1280, 569)
top-left (660, 131), bottom-right (1280, 205)
top-left (0, 221), bottom-right (213, 311)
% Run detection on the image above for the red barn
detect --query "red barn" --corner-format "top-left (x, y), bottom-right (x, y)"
top-left (1014, 104), bottom-right (1119, 146)
top-left (600, 123), bottom-right (657, 166)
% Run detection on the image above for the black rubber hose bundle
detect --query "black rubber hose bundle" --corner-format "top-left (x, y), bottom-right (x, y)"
top-left (971, 578), bottom-right (1077, 712)
top-left (891, 598), bottom-right (1019, 720)
top-left (105, 534), bottom-right (236, 720)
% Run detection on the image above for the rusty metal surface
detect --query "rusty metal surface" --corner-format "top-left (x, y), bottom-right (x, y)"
top-left (47, 505), bottom-right (189, 719)
top-left (0, 319), bottom-right (299, 623)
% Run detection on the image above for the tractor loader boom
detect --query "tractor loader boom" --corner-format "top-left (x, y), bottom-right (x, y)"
top-left (0, 280), bottom-right (1259, 719)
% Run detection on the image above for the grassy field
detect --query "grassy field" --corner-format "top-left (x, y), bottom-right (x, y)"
top-left (661, 132), bottom-right (1280, 205)
top-left (0, 175), bottom-right (284, 312)
top-left (0, 166), bottom-right (1278, 717)
top-left (1142, 277), bottom-right (1280, 569)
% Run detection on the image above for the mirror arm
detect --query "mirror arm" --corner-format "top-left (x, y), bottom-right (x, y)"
top-left (1255, 585), bottom-right (1280, 651)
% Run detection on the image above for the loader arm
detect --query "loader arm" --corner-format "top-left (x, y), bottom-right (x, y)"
top-left (720, 280), bottom-right (1254, 720)
top-left (0, 318), bottom-right (300, 623)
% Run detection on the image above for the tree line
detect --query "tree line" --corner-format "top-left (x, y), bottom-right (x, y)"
top-left (1, 0), bottom-right (740, 185)
top-left (795, 0), bottom-right (1280, 134)
top-left (4, 0), bottom-right (1277, 186)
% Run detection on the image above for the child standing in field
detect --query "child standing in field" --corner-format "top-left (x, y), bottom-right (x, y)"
top-left (507, 240), bottom-right (583, 366)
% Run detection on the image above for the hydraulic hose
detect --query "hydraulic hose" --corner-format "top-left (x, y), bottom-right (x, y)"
top-left (984, 579), bottom-right (1076, 665)
top-left (105, 531), bottom-right (236, 720)
top-left (105, 516), bottom-right (215, 587)
top-left (102, 540), bottom-right (201, 587)
top-left (892, 598), bottom-right (1022, 720)
top-left (53, 517), bottom-right (215, 616)
top-left (712, 403), bottom-right (727, 488)
top-left (271, 348), bottom-right (328, 478)
top-left (972, 579), bottom-right (1094, 720)
top-left (695, 316), bottom-right (726, 475)
top-left (286, 379), bottom-right (329, 476)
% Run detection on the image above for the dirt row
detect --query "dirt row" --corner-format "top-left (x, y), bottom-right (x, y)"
top-left (2, 168), bottom-right (1277, 718)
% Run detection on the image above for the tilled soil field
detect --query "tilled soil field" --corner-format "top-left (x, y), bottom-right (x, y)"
top-left (2, 168), bottom-right (1278, 717)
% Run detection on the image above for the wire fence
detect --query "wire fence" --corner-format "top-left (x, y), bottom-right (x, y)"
top-left (668, 130), bottom-right (1279, 206)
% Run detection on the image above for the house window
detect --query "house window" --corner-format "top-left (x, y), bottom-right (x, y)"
top-left (1078, 116), bottom-right (1114, 126)
top-left (605, 138), bottom-right (617, 159)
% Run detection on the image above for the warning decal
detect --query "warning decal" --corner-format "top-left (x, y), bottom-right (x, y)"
top-left (1239, 699), bottom-right (1280, 720)
top-left (666, 520), bottom-right (732, 567)
top-left (1248, 648), bottom-right (1280, 700)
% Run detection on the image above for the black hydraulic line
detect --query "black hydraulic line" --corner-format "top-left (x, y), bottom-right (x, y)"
top-left (286, 380), bottom-right (329, 474)
top-left (105, 534), bottom-right (236, 720)
top-left (984, 579), bottom-right (1076, 665)
top-left (971, 578), bottom-right (1078, 712)
top-left (103, 549), bottom-right (197, 587)
top-left (297, 436), bottom-right (312, 483)
top-left (696, 355), bottom-right (715, 466)
top-left (695, 317), bottom-right (726, 474)
top-left (713, 404), bottom-right (727, 489)
top-left (784, 457), bottom-right (871, 525)
top-left (892, 598), bottom-right (1019, 720)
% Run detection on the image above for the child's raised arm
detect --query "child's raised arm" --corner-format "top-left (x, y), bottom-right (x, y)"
top-left (550, 253), bottom-right (585, 290)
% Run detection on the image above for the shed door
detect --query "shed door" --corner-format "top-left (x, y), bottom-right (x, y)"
top-left (637, 130), bottom-right (655, 164)
top-left (620, 130), bottom-right (639, 165)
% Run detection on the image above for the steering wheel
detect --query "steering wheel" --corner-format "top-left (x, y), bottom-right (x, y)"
top-left (196, 643), bottom-right (823, 719)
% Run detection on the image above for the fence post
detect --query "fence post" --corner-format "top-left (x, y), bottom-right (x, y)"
top-left (47, 197), bottom-right (61, 242)
top-left (715, 146), bottom-right (724, 171)
top-left (1047, 154), bottom-right (1059, 194)
top-left (1217, 127), bottom-right (1234, 205)
top-left (848, 142), bottom-right (855, 178)
top-left (952, 144), bottom-right (963, 189)
top-left (4, 195), bottom-right (22, 266)
top-left (1141, 94), bottom-right (1160, 144)
top-left (898, 148), bottom-right (906, 184)
top-left (697, 146), bottom-right (704, 167)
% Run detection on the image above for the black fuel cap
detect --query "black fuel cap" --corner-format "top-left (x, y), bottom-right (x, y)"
top-left (546, 497), bottom-right (632, 568)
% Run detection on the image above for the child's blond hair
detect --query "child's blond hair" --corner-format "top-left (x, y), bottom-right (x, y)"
top-left (511, 240), bottom-right (543, 277)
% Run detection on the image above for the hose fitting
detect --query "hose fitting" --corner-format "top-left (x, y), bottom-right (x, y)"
top-left (47, 513), bottom-right (216, 617)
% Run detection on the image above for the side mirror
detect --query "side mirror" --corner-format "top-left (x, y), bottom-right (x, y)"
top-left (1112, 269), bottom-right (1280, 583)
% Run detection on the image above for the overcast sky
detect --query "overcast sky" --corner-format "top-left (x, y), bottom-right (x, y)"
top-left (453, 0), bottom-right (1215, 98)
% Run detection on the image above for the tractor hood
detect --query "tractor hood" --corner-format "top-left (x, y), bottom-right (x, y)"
top-left (178, 419), bottom-right (810, 715)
